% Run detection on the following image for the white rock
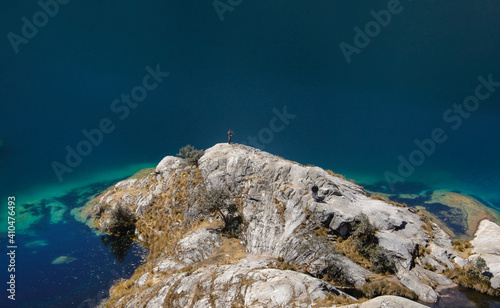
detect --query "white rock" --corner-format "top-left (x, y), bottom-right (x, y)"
top-left (471, 220), bottom-right (500, 255)
top-left (337, 295), bottom-right (428, 308)
top-left (136, 273), bottom-right (149, 288)
top-left (176, 228), bottom-right (222, 264)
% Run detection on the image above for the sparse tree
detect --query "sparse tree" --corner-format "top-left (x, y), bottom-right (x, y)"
top-left (201, 188), bottom-right (232, 221)
top-left (200, 188), bottom-right (242, 237)
top-left (177, 145), bottom-right (204, 166)
top-left (108, 204), bottom-right (137, 236)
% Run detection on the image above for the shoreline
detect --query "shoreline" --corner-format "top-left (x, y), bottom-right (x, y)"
top-left (427, 190), bottom-right (500, 238)
top-left (366, 187), bottom-right (500, 239)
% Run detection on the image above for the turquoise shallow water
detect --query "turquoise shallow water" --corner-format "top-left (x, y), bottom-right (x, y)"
top-left (1, 0), bottom-right (500, 306)
top-left (0, 177), bottom-right (148, 308)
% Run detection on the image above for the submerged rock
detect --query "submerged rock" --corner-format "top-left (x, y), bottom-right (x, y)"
top-left (51, 256), bottom-right (78, 264)
top-left (25, 240), bottom-right (48, 248)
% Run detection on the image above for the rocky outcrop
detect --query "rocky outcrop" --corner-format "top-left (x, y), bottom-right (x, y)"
top-left (120, 257), bottom-right (355, 308)
top-left (175, 228), bottom-right (222, 264)
top-left (337, 295), bottom-right (429, 308)
top-left (470, 219), bottom-right (500, 289)
top-left (90, 143), bottom-right (465, 306)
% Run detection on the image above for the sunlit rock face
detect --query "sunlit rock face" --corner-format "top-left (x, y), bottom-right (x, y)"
top-left (93, 144), bottom-right (473, 306)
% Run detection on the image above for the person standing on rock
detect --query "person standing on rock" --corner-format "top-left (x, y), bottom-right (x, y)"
top-left (227, 129), bottom-right (233, 144)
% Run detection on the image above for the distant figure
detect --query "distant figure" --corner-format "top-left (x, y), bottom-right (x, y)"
top-left (227, 129), bottom-right (233, 144)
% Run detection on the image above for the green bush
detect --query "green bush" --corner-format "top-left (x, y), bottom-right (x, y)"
top-left (349, 214), bottom-right (395, 274)
top-left (351, 214), bottom-right (377, 256)
top-left (370, 246), bottom-right (396, 274)
top-left (177, 145), bottom-right (204, 166)
top-left (108, 204), bottom-right (137, 236)
top-left (474, 257), bottom-right (489, 273)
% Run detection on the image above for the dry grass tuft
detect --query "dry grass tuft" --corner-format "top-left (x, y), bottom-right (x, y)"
top-left (359, 278), bottom-right (418, 300)
top-left (334, 237), bottom-right (372, 269)
top-left (370, 194), bottom-right (407, 207)
top-left (104, 167), bottom-right (208, 307)
top-left (418, 212), bottom-right (435, 239)
top-left (452, 240), bottom-right (473, 258)
top-left (314, 293), bottom-right (357, 306)
top-left (444, 264), bottom-right (500, 297)
top-left (326, 170), bottom-right (346, 180)
top-left (313, 227), bottom-right (329, 239)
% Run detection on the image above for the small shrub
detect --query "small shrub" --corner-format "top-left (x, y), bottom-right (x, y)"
top-left (177, 145), bottom-right (204, 166)
top-left (348, 214), bottom-right (396, 274)
top-left (108, 204), bottom-right (137, 236)
top-left (351, 214), bottom-right (377, 256)
top-left (475, 257), bottom-right (489, 273)
top-left (370, 246), bottom-right (396, 274)
top-left (452, 239), bottom-right (472, 252)
top-left (444, 260), bottom-right (500, 297)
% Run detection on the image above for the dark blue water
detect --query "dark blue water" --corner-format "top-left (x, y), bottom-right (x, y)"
top-left (0, 180), bottom-right (147, 308)
top-left (1, 0), bottom-right (500, 306)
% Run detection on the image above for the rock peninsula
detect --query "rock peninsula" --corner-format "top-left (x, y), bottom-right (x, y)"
top-left (88, 143), bottom-right (500, 307)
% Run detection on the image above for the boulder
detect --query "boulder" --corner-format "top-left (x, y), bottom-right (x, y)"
top-left (337, 295), bottom-right (429, 308)
top-left (471, 220), bottom-right (500, 255)
top-left (176, 228), bottom-right (222, 264)
top-left (469, 219), bottom-right (500, 289)
top-left (128, 257), bottom-right (355, 308)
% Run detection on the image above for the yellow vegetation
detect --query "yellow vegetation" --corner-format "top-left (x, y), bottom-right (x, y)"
top-left (315, 293), bottom-right (357, 306)
top-left (326, 170), bottom-right (347, 180)
top-left (370, 194), bottom-right (407, 208)
top-left (444, 265), bottom-right (500, 297)
top-left (452, 240), bottom-right (473, 258)
top-left (334, 237), bottom-right (372, 269)
top-left (103, 167), bottom-right (207, 307)
top-left (359, 278), bottom-right (418, 300)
